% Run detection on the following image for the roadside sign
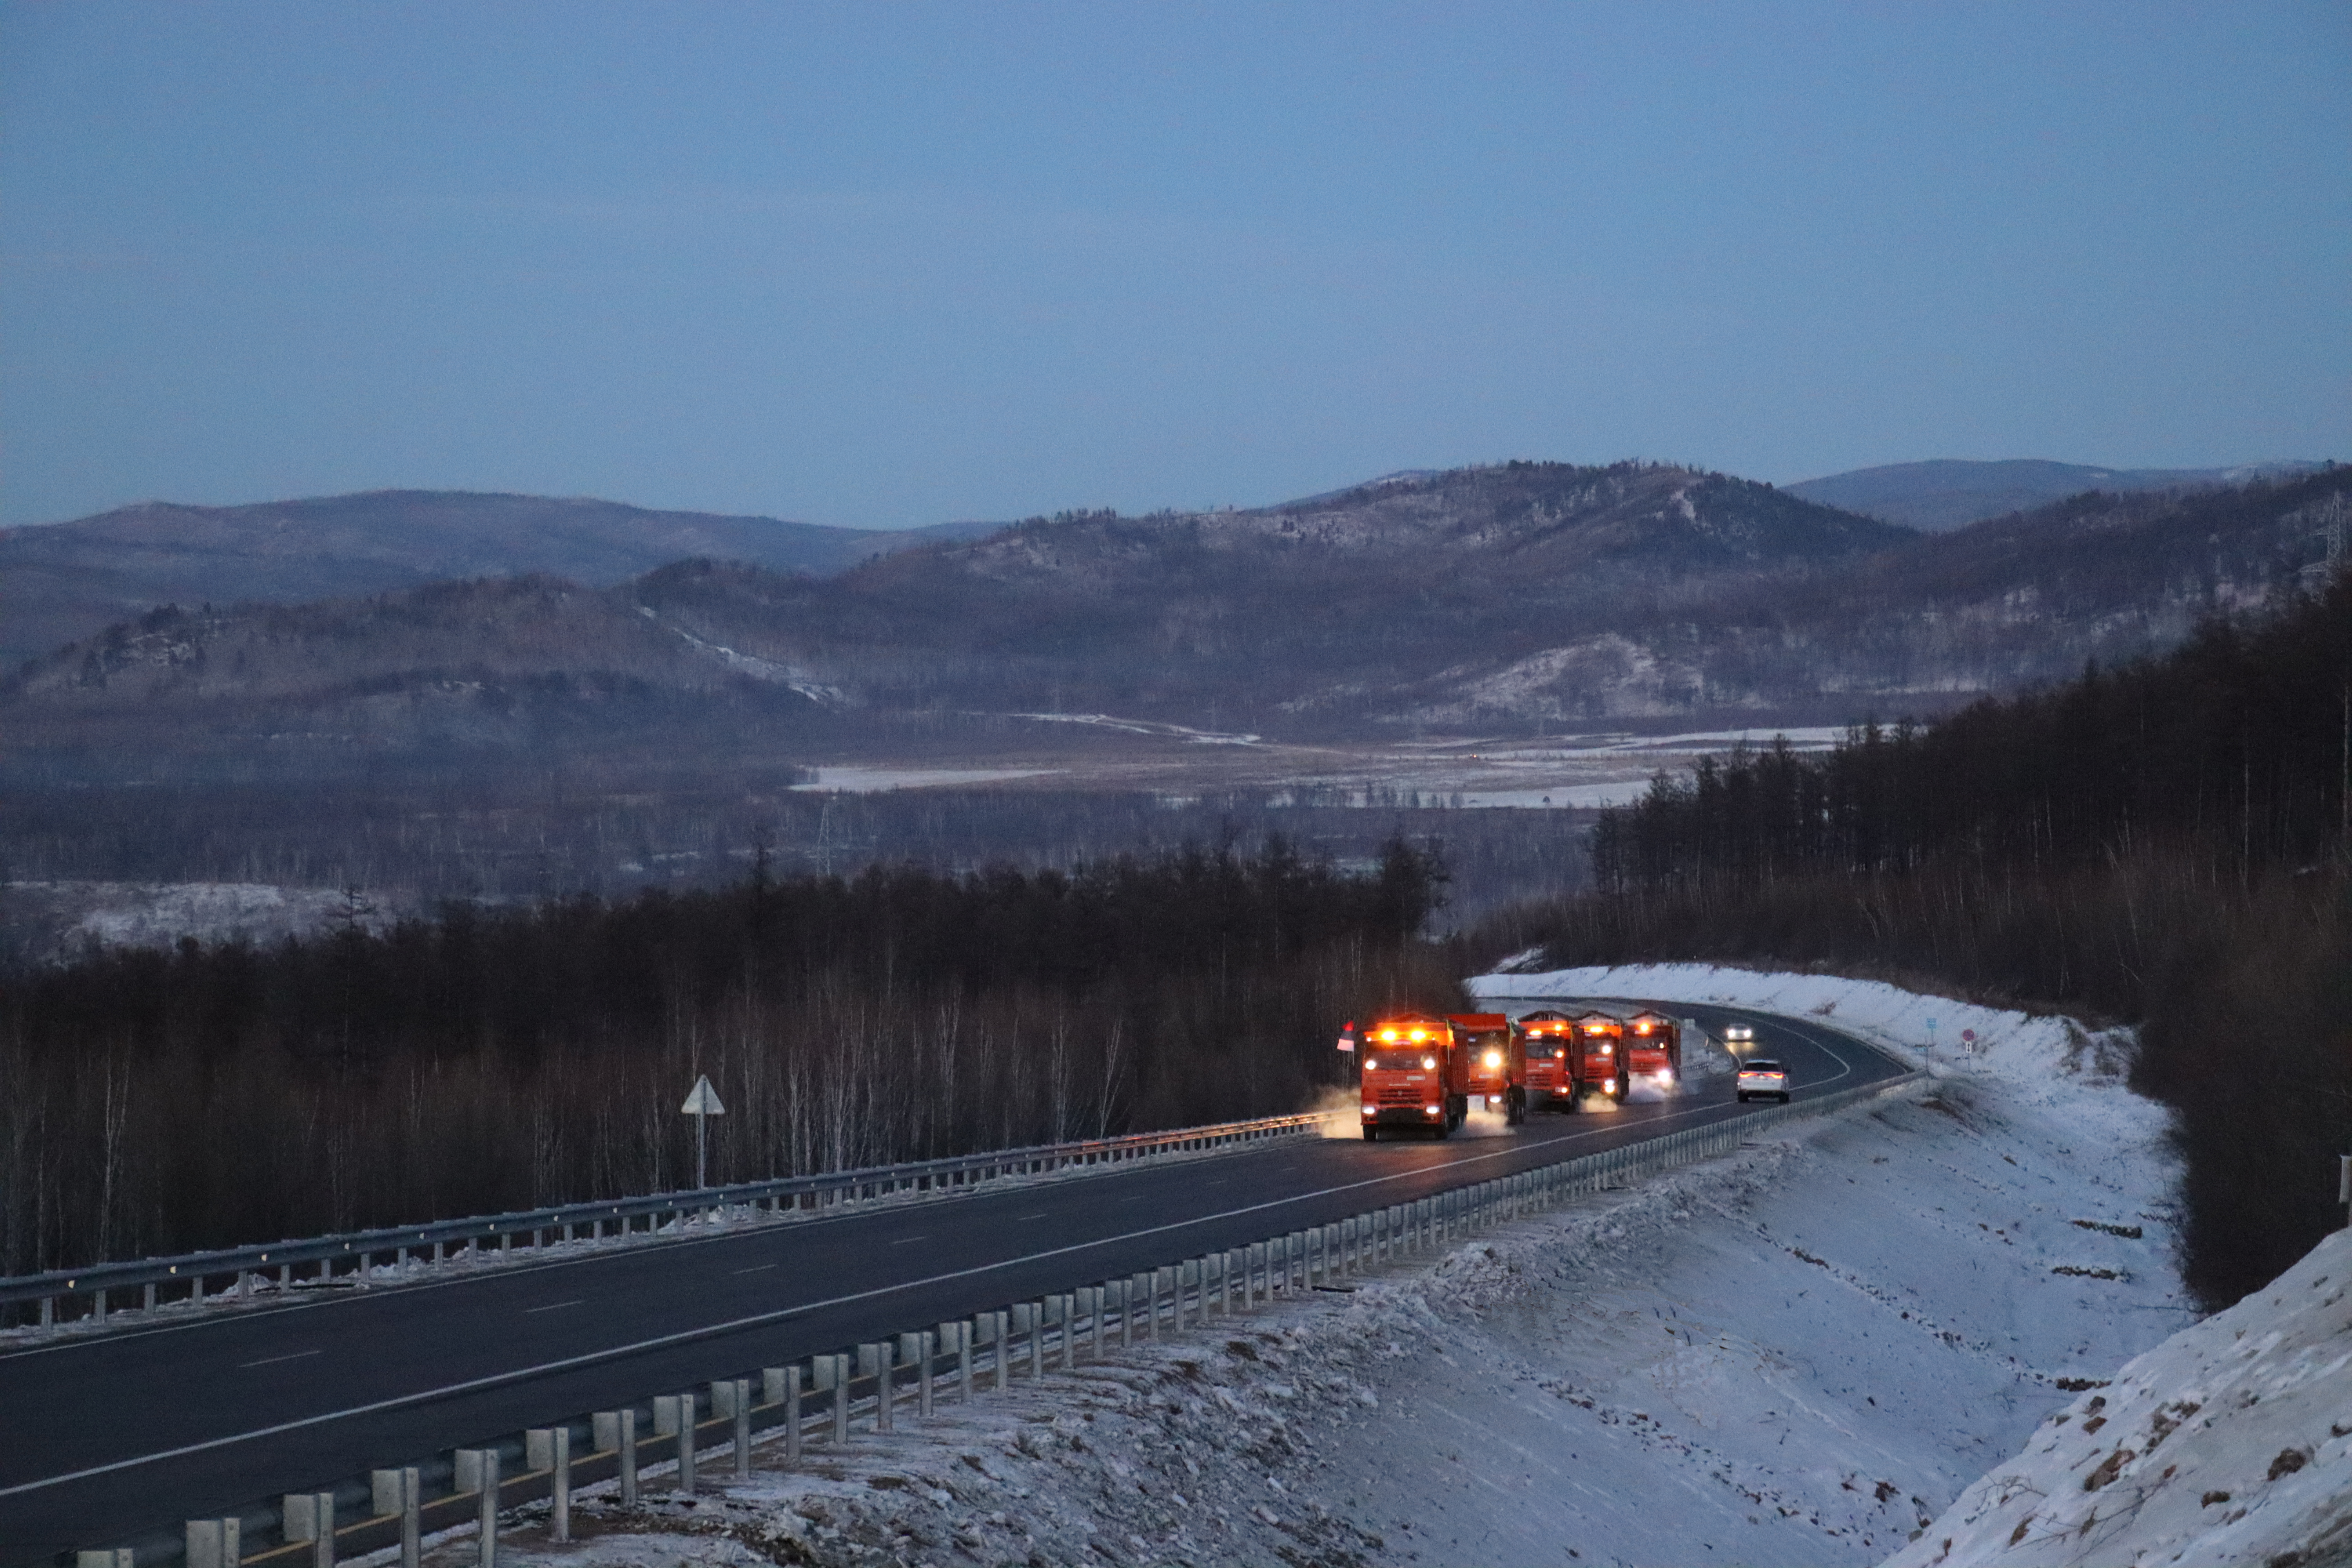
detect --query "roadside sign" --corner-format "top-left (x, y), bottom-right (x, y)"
top-left (682, 1074), bottom-right (726, 1189)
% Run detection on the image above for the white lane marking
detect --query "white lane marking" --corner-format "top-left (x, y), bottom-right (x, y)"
top-left (732, 1264), bottom-right (776, 1275)
top-left (236, 1349), bottom-right (321, 1370)
top-left (0, 1087), bottom-right (1841, 1501)
top-left (891, 1235), bottom-right (929, 1246)
top-left (1016, 1212), bottom-right (1048, 1221)
top-left (524, 1300), bottom-right (583, 1314)
top-left (1774, 1019), bottom-right (1859, 1091)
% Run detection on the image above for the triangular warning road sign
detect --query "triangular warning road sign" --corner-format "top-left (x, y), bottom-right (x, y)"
top-left (680, 1074), bottom-right (726, 1115)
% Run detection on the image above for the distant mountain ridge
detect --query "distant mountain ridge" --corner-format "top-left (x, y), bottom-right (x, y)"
top-left (1787, 458), bottom-right (2325, 531)
top-left (630, 459), bottom-right (1913, 734)
top-left (12, 462), bottom-right (2348, 780)
top-left (0, 489), bottom-right (997, 668)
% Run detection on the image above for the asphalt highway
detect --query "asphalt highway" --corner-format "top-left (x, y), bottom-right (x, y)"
top-left (0, 1001), bottom-right (1906, 1564)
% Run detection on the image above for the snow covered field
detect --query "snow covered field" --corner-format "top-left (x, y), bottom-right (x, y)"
top-left (425, 967), bottom-right (2200, 1568)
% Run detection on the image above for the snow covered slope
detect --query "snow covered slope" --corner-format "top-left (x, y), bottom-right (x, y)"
top-left (1887, 1227), bottom-right (2352, 1568)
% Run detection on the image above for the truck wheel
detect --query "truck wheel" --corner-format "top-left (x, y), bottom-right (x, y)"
top-left (1362, 1125), bottom-right (1380, 1141)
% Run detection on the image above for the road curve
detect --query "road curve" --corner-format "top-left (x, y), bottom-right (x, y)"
top-left (0, 1002), bottom-right (1905, 1564)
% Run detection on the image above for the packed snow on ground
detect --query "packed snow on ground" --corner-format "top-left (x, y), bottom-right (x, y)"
top-left (438, 967), bottom-right (2197, 1568)
top-left (1886, 1227), bottom-right (2352, 1568)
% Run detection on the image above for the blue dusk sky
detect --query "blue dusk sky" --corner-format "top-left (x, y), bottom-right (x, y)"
top-left (2, 2), bottom-right (2345, 529)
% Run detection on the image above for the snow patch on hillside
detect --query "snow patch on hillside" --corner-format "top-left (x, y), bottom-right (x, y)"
top-left (1888, 1227), bottom-right (2352, 1568)
top-left (2, 879), bottom-right (407, 962)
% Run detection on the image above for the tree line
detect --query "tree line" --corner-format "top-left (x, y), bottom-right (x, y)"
top-left (1501, 570), bottom-right (2352, 1308)
top-left (0, 837), bottom-right (1460, 1285)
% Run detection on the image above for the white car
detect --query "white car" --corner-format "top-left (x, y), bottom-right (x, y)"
top-left (1736, 1059), bottom-right (1790, 1103)
top-left (1724, 1023), bottom-right (1755, 1044)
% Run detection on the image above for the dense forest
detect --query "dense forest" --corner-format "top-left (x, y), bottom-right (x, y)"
top-left (1490, 570), bottom-right (2352, 1308)
top-left (0, 837), bottom-right (1459, 1285)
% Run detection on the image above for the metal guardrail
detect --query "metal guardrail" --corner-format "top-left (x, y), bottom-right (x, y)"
top-left (93, 1064), bottom-right (1926, 1568)
top-left (0, 1111), bottom-right (1336, 1327)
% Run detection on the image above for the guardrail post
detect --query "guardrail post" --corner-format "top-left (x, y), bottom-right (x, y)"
top-left (728, 1378), bottom-right (751, 1477)
top-left (829, 1353), bottom-right (852, 1441)
top-left (372, 1468), bottom-right (420, 1568)
top-left (75, 1549), bottom-right (133, 1568)
top-left (474, 1448), bottom-right (499, 1566)
top-left (548, 1427), bottom-right (572, 1538)
top-left (947, 1321), bottom-right (971, 1400)
top-left (870, 1335), bottom-right (894, 1420)
top-left (184, 1518), bottom-right (239, 1568)
top-left (777, 1366), bottom-right (804, 1462)
top-left (593, 1412), bottom-right (634, 1506)
top-left (283, 1490), bottom-right (335, 1566)
top-left (676, 1392), bottom-right (698, 1490)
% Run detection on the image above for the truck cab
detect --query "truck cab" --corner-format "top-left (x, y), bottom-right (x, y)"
top-left (1516, 1010), bottom-right (1582, 1111)
top-left (1572, 1010), bottom-right (1627, 1103)
top-left (1622, 1011), bottom-right (1681, 1093)
top-left (1358, 1014), bottom-right (1453, 1139)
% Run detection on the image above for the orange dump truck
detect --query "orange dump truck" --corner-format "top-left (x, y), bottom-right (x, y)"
top-left (1517, 1009), bottom-right (1584, 1110)
top-left (1621, 1010), bottom-right (1682, 1093)
top-left (1357, 1011), bottom-right (1525, 1138)
top-left (1448, 1012), bottom-right (1526, 1125)
top-left (1572, 1010), bottom-right (1628, 1103)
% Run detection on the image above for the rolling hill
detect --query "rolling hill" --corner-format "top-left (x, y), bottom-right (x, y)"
top-left (0, 490), bottom-right (998, 670)
top-left (1786, 458), bottom-right (2324, 531)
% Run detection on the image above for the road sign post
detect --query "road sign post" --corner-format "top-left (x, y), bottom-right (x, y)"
top-left (681, 1074), bottom-right (726, 1190)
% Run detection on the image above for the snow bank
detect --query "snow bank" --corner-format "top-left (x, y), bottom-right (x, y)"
top-left (448, 966), bottom-right (2193, 1568)
top-left (1888, 1227), bottom-right (2352, 1568)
